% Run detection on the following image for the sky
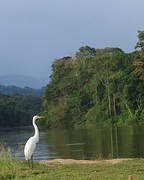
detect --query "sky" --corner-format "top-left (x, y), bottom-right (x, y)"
top-left (0, 0), bottom-right (144, 84)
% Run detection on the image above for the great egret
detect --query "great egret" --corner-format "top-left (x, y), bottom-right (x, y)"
top-left (24, 115), bottom-right (44, 167)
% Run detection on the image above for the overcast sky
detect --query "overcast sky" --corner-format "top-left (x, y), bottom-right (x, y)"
top-left (0, 0), bottom-right (144, 79)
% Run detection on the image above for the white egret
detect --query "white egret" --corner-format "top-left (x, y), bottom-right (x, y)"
top-left (24, 115), bottom-right (44, 167)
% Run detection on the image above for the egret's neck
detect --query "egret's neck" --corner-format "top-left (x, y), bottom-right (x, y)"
top-left (33, 118), bottom-right (39, 142)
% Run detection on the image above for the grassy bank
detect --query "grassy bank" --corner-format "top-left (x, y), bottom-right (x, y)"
top-left (0, 144), bottom-right (143, 180)
top-left (1, 156), bottom-right (144, 179)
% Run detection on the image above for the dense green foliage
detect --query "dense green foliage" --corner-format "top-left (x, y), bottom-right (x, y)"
top-left (0, 85), bottom-right (45, 96)
top-left (1, 31), bottom-right (144, 128)
top-left (133, 30), bottom-right (144, 80)
top-left (41, 45), bottom-right (144, 128)
top-left (0, 94), bottom-right (42, 127)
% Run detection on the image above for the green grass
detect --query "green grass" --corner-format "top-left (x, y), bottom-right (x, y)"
top-left (1, 158), bottom-right (144, 179)
top-left (0, 146), bottom-right (144, 179)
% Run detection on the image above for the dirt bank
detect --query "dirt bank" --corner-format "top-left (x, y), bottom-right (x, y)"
top-left (40, 158), bottom-right (130, 165)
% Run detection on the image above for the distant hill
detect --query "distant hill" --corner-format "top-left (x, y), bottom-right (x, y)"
top-left (0, 92), bottom-right (42, 127)
top-left (0, 74), bottom-right (49, 88)
top-left (0, 85), bottom-right (46, 96)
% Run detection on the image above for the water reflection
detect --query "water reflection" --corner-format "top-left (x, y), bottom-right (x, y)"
top-left (0, 125), bottom-right (144, 160)
top-left (44, 126), bottom-right (144, 160)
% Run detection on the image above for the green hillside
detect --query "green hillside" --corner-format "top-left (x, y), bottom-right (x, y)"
top-left (41, 40), bottom-right (144, 128)
top-left (0, 94), bottom-right (42, 127)
top-left (1, 30), bottom-right (144, 128)
top-left (0, 85), bottom-right (45, 96)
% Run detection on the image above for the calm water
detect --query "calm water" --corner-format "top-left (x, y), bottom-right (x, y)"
top-left (0, 125), bottom-right (144, 160)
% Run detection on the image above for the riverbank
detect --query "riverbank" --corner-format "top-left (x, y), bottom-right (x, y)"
top-left (0, 158), bottom-right (144, 179)
top-left (40, 158), bottom-right (129, 165)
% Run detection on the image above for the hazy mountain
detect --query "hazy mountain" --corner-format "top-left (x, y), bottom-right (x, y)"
top-left (0, 85), bottom-right (46, 96)
top-left (0, 75), bottom-right (50, 88)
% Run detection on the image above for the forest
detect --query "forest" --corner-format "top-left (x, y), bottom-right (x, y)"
top-left (41, 30), bottom-right (144, 128)
top-left (1, 30), bottom-right (144, 128)
top-left (0, 85), bottom-right (43, 127)
top-left (0, 94), bottom-right (42, 127)
top-left (0, 85), bottom-right (45, 96)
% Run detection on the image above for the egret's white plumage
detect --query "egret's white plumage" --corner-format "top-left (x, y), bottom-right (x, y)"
top-left (24, 137), bottom-right (36, 160)
top-left (24, 115), bottom-right (43, 161)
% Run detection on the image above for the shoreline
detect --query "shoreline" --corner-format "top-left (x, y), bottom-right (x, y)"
top-left (40, 158), bottom-right (130, 165)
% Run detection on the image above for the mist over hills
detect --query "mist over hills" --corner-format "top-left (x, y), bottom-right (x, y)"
top-left (0, 74), bottom-right (49, 89)
top-left (0, 85), bottom-right (46, 96)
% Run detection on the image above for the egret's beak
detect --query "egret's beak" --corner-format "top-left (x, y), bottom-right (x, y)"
top-left (38, 116), bottom-right (44, 119)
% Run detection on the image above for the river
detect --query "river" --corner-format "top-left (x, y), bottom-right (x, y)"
top-left (0, 125), bottom-right (144, 160)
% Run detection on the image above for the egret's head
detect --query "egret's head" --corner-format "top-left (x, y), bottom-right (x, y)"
top-left (33, 115), bottom-right (44, 121)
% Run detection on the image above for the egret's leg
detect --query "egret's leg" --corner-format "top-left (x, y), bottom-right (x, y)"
top-left (31, 155), bottom-right (33, 169)
top-left (28, 160), bottom-right (30, 167)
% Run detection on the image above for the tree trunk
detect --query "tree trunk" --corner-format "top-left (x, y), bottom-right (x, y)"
top-left (123, 100), bottom-right (133, 118)
top-left (113, 94), bottom-right (116, 116)
top-left (107, 85), bottom-right (112, 117)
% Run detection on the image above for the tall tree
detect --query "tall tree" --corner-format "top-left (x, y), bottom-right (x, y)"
top-left (133, 30), bottom-right (144, 80)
